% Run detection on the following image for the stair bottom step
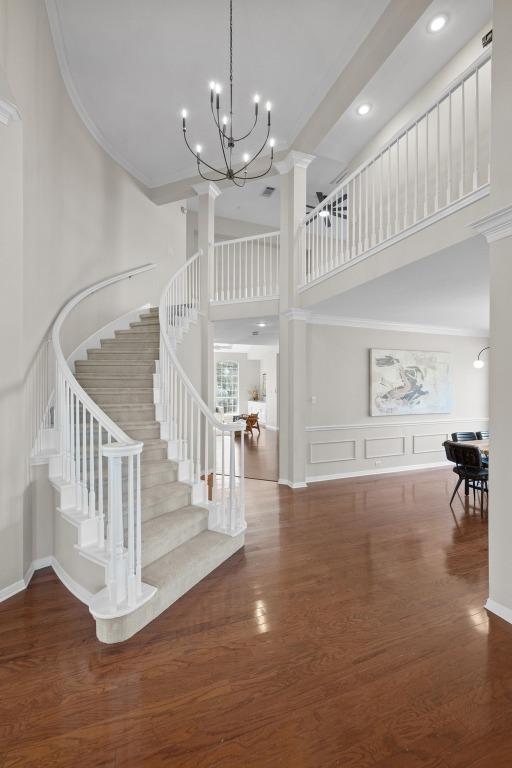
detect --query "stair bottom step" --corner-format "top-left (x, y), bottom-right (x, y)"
top-left (94, 530), bottom-right (244, 643)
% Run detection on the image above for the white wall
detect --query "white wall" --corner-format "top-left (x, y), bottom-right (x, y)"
top-left (248, 347), bottom-right (278, 429)
top-left (0, 0), bottom-right (186, 593)
top-left (305, 323), bottom-right (488, 481)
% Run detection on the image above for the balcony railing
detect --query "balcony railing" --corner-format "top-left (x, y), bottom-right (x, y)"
top-left (211, 231), bottom-right (280, 303)
top-left (300, 51), bottom-right (491, 288)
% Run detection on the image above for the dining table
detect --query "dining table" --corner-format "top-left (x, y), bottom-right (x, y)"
top-left (462, 439), bottom-right (489, 457)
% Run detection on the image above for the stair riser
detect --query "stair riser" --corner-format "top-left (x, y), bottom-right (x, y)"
top-left (100, 404), bottom-right (155, 419)
top-left (142, 514), bottom-right (208, 568)
top-left (78, 378), bottom-right (153, 388)
top-left (141, 446), bottom-right (168, 462)
top-left (142, 490), bottom-right (191, 522)
top-left (115, 329), bottom-right (160, 337)
top-left (76, 363), bottom-right (155, 375)
top-left (130, 320), bottom-right (160, 328)
top-left (87, 351), bottom-right (158, 361)
top-left (86, 390), bottom-right (154, 404)
top-left (101, 468), bottom-right (178, 492)
top-left (100, 339), bottom-right (159, 349)
top-left (123, 425), bottom-right (160, 440)
top-left (141, 469), bottom-right (178, 489)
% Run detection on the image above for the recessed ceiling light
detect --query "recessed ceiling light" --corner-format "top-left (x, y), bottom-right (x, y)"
top-left (256, 322), bottom-right (267, 327)
top-left (357, 103), bottom-right (371, 117)
top-left (428, 14), bottom-right (448, 33)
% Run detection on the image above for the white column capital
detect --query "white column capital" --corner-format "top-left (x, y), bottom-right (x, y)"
top-left (471, 205), bottom-right (512, 243)
top-left (192, 181), bottom-right (222, 199)
top-left (276, 151), bottom-right (315, 175)
top-left (281, 307), bottom-right (311, 322)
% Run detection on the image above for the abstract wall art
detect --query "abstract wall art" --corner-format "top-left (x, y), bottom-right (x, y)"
top-left (370, 349), bottom-right (452, 416)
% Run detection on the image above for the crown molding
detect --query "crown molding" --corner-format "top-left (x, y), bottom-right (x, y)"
top-left (281, 307), bottom-right (311, 322)
top-left (306, 312), bottom-right (488, 338)
top-left (471, 204), bottom-right (512, 243)
top-left (192, 181), bottom-right (222, 199)
top-left (0, 98), bottom-right (21, 126)
top-left (45, 0), bottom-right (154, 188)
top-left (275, 151), bottom-right (315, 175)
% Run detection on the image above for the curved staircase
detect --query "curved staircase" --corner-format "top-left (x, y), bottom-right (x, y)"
top-left (74, 305), bottom-right (243, 643)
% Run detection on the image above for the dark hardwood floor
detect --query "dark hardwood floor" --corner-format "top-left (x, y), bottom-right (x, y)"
top-left (1, 468), bottom-right (509, 767)
top-left (241, 426), bottom-right (278, 482)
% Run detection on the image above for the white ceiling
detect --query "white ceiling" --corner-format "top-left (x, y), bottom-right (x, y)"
top-left (49, 0), bottom-right (389, 188)
top-left (310, 236), bottom-right (490, 334)
top-left (214, 315), bottom-right (279, 346)
top-left (188, 0), bottom-right (492, 227)
top-left (316, 0), bottom-right (492, 171)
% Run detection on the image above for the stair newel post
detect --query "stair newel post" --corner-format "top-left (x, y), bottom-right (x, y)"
top-left (229, 430), bottom-right (236, 533)
top-left (239, 425), bottom-right (245, 532)
top-left (136, 448), bottom-right (142, 597)
top-left (103, 443), bottom-right (125, 607)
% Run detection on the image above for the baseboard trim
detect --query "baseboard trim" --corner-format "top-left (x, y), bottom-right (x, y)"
top-left (0, 578), bottom-right (27, 602)
top-left (265, 425), bottom-right (279, 432)
top-left (485, 598), bottom-right (512, 625)
top-left (306, 460), bottom-right (449, 484)
top-left (0, 556), bottom-right (93, 607)
top-left (278, 478), bottom-right (308, 489)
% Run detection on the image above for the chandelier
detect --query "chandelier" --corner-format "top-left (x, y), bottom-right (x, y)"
top-left (180, 0), bottom-right (275, 187)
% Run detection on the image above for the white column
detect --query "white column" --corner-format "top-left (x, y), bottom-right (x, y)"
top-left (276, 151), bottom-right (314, 488)
top-left (192, 181), bottom-right (221, 409)
top-left (471, 0), bottom-right (512, 624)
top-left (472, 208), bottom-right (512, 622)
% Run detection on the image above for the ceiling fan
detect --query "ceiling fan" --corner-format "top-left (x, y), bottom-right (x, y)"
top-left (306, 191), bottom-right (348, 227)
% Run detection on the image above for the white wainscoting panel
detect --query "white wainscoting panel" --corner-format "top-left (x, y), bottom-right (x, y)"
top-left (310, 439), bottom-right (356, 464)
top-left (305, 417), bottom-right (489, 483)
top-left (413, 432), bottom-right (450, 455)
top-left (365, 436), bottom-right (406, 459)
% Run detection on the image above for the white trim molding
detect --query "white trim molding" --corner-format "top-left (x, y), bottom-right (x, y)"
top-left (306, 417), bottom-right (489, 432)
top-left (281, 307), bottom-right (311, 322)
top-left (192, 181), bottom-right (222, 199)
top-left (0, 556), bottom-right (94, 606)
top-left (306, 461), bottom-right (449, 484)
top-left (471, 205), bottom-right (512, 243)
top-left (45, 0), bottom-right (154, 187)
top-left (275, 150), bottom-right (315, 174)
top-left (0, 98), bottom-right (21, 125)
top-left (278, 478), bottom-right (308, 489)
top-left (306, 313), bottom-right (488, 339)
top-left (485, 598), bottom-right (512, 626)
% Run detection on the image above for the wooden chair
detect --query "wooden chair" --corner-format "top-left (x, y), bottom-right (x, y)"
top-left (245, 413), bottom-right (261, 436)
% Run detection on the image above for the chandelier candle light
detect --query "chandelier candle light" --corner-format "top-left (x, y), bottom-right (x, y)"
top-left (180, 0), bottom-right (275, 186)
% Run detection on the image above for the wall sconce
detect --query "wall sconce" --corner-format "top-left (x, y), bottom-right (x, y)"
top-left (473, 346), bottom-right (490, 369)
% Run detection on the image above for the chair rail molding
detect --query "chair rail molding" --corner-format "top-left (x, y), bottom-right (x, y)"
top-left (471, 204), bottom-right (512, 242)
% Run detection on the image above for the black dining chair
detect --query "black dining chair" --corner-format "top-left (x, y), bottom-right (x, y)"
top-left (451, 431), bottom-right (477, 442)
top-left (443, 440), bottom-right (488, 509)
top-left (476, 430), bottom-right (490, 440)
